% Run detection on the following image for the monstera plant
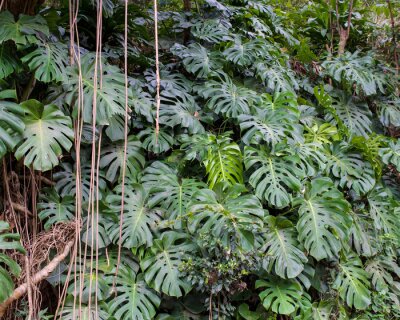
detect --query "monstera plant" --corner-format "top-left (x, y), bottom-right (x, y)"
top-left (0, 0), bottom-right (399, 319)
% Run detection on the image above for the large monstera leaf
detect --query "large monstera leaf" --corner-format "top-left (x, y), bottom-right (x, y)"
top-left (196, 73), bottom-right (259, 118)
top-left (38, 188), bottom-right (75, 230)
top-left (54, 162), bottom-right (107, 203)
top-left (239, 109), bottom-right (301, 147)
top-left (262, 216), bottom-right (307, 279)
top-left (0, 11), bottom-right (49, 46)
top-left (21, 42), bottom-right (68, 83)
top-left (99, 136), bottom-right (145, 183)
top-left (366, 187), bottom-right (398, 235)
top-left (325, 143), bottom-right (375, 195)
top-left (333, 254), bottom-right (371, 310)
top-left (188, 185), bottom-right (265, 251)
top-left (106, 184), bottom-right (161, 248)
top-left (14, 100), bottom-right (74, 171)
top-left (171, 43), bottom-right (222, 78)
top-left (377, 97), bottom-right (400, 128)
top-left (138, 127), bottom-right (174, 154)
top-left (0, 94), bottom-right (24, 158)
top-left (327, 94), bottom-right (372, 138)
top-left (322, 51), bottom-right (382, 96)
top-left (365, 255), bottom-right (400, 293)
top-left (64, 55), bottom-right (127, 125)
top-left (349, 210), bottom-right (376, 257)
top-left (256, 277), bottom-right (303, 315)
top-left (380, 140), bottom-right (400, 171)
top-left (204, 133), bottom-right (243, 189)
top-left (141, 231), bottom-right (195, 297)
top-left (108, 267), bottom-right (160, 320)
top-left (255, 62), bottom-right (299, 93)
top-left (191, 19), bottom-right (232, 43)
top-left (294, 177), bottom-right (351, 261)
top-left (159, 95), bottom-right (205, 134)
top-left (244, 146), bottom-right (305, 208)
top-left (142, 161), bottom-right (206, 227)
top-left (223, 38), bottom-right (270, 67)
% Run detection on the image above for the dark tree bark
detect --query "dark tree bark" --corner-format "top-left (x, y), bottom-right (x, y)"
top-left (0, 0), bottom-right (45, 16)
top-left (182, 0), bottom-right (191, 44)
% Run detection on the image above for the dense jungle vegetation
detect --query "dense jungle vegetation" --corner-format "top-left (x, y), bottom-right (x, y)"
top-left (0, 0), bottom-right (400, 319)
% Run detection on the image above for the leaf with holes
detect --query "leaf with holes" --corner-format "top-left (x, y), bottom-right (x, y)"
top-left (294, 177), bottom-right (351, 261)
top-left (255, 62), bottom-right (299, 93)
top-left (54, 162), bottom-right (107, 203)
top-left (99, 136), bottom-right (145, 183)
top-left (377, 97), bottom-right (400, 128)
top-left (366, 187), bottom-right (398, 235)
top-left (325, 143), bottom-right (375, 195)
top-left (380, 140), bottom-right (400, 172)
top-left (142, 161), bottom-right (206, 227)
top-left (14, 100), bottom-right (74, 171)
top-left (188, 186), bottom-right (265, 251)
top-left (191, 19), bottom-right (232, 43)
top-left (256, 277), bottom-right (302, 315)
top-left (64, 55), bottom-right (127, 125)
top-left (159, 95), bottom-right (205, 134)
top-left (0, 11), bottom-right (49, 46)
top-left (107, 267), bottom-right (160, 320)
top-left (38, 188), bottom-right (75, 230)
top-left (106, 184), bottom-right (161, 248)
top-left (21, 42), bottom-right (68, 83)
top-left (333, 254), bottom-right (371, 310)
top-left (223, 38), bottom-right (271, 67)
top-left (141, 231), bottom-right (195, 297)
top-left (171, 43), bottom-right (222, 78)
top-left (244, 146), bottom-right (305, 208)
top-left (196, 73), bottom-right (259, 118)
top-left (327, 93), bottom-right (372, 138)
top-left (262, 216), bottom-right (307, 279)
top-left (138, 126), bottom-right (174, 154)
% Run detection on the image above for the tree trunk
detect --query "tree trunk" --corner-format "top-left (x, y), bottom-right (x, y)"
top-left (182, 0), bottom-right (191, 44)
top-left (0, 0), bottom-right (45, 16)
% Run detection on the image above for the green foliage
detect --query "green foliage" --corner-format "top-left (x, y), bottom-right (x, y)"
top-left (141, 231), bottom-right (194, 297)
top-left (142, 161), bottom-right (206, 227)
top-left (99, 136), bottom-right (144, 183)
top-left (0, 0), bottom-right (399, 318)
top-left (196, 73), bottom-right (259, 118)
top-left (0, 221), bottom-right (25, 303)
top-left (262, 216), bottom-right (307, 278)
top-left (0, 11), bottom-right (49, 46)
top-left (256, 277), bottom-right (302, 315)
top-left (108, 267), bottom-right (160, 320)
top-left (244, 146), bottom-right (305, 208)
top-left (203, 133), bottom-right (243, 189)
top-left (21, 42), bottom-right (68, 83)
top-left (14, 100), bottom-right (74, 171)
top-left (38, 188), bottom-right (75, 230)
top-left (106, 184), bottom-right (161, 248)
top-left (333, 254), bottom-right (372, 310)
top-left (0, 92), bottom-right (24, 158)
top-left (294, 177), bottom-right (350, 260)
top-left (188, 184), bottom-right (265, 251)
